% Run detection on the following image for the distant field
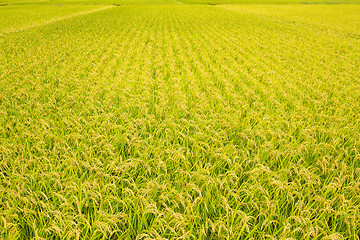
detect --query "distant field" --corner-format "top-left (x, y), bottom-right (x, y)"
top-left (0, 5), bottom-right (108, 34)
top-left (48, 0), bottom-right (174, 4)
top-left (220, 4), bottom-right (360, 35)
top-left (0, 0), bottom-right (174, 4)
top-left (0, 0), bottom-right (47, 3)
top-left (1, 2), bottom-right (360, 240)
top-left (2, 0), bottom-right (359, 4)
top-left (180, 0), bottom-right (359, 4)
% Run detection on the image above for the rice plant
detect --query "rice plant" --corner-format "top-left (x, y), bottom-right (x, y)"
top-left (0, 2), bottom-right (360, 240)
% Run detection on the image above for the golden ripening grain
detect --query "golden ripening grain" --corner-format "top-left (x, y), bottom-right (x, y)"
top-left (0, 0), bottom-right (360, 239)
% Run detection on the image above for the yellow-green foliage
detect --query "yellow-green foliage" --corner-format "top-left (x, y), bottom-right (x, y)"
top-left (221, 4), bottom-right (360, 35)
top-left (0, 3), bottom-right (360, 240)
top-left (0, 5), bottom-right (110, 34)
top-left (179, 0), bottom-right (360, 5)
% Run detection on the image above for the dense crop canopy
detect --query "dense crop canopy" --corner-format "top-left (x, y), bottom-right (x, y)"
top-left (0, 3), bottom-right (360, 240)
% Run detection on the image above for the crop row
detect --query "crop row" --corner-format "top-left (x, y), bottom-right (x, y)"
top-left (0, 5), bottom-right (359, 239)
